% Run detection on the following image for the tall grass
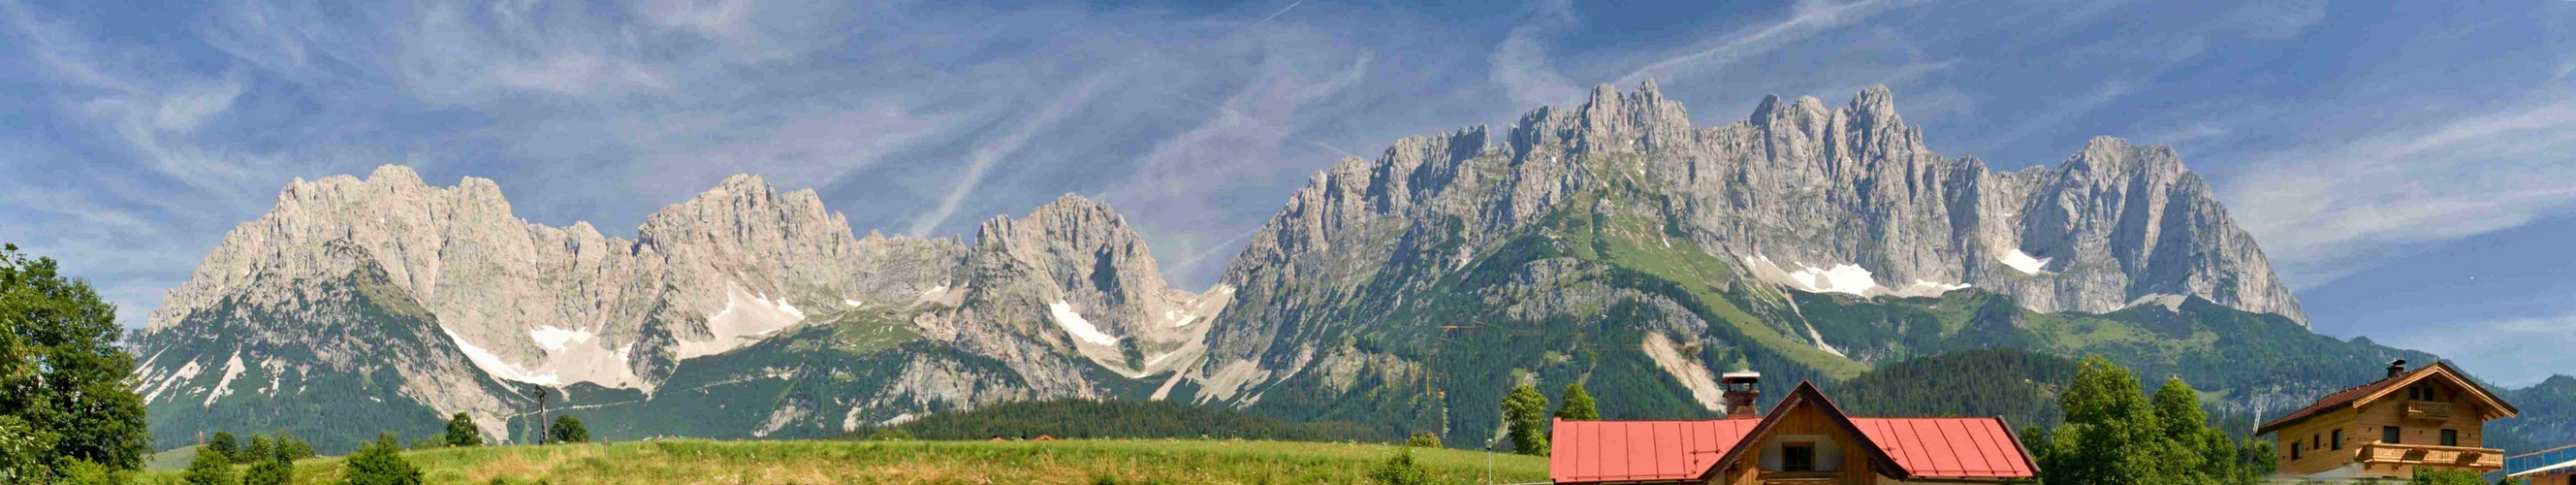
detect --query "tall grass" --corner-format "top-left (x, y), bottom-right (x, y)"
top-left (135, 438), bottom-right (1549, 484)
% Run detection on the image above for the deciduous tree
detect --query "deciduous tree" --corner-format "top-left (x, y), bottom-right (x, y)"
top-left (0, 243), bottom-right (151, 478)
top-left (1502, 383), bottom-right (1550, 456)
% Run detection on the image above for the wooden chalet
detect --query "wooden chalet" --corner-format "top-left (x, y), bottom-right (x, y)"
top-left (2257, 360), bottom-right (2521, 481)
top-left (1550, 373), bottom-right (2039, 485)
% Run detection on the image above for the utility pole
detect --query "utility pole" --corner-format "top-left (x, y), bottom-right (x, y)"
top-left (535, 385), bottom-right (549, 445)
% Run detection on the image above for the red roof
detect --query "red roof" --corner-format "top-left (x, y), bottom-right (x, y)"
top-left (1850, 418), bottom-right (2038, 479)
top-left (1551, 382), bottom-right (2038, 483)
top-left (1549, 418), bottom-right (1759, 483)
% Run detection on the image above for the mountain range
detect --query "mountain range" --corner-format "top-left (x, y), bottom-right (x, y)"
top-left (126, 82), bottom-right (2569, 452)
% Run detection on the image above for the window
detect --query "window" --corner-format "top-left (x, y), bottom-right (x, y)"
top-left (1783, 443), bottom-right (1816, 472)
top-left (2313, 434), bottom-right (2321, 449)
top-left (2441, 430), bottom-right (2458, 447)
top-left (2384, 426), bottom-right (2401, 444)
top-left (2409, 386), bottom-right (2423, 401)
top-left (2292, 442), bottom-right (2303, 460)
top-left (2332, 430), bottom-right (2342, 450)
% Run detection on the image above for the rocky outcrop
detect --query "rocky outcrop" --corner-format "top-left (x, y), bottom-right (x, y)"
top-left (135, 169), bottom-right (1217, 444)
top-left (1192, 81), bottom-right (2306, 403)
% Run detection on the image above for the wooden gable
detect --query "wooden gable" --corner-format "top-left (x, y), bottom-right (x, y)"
top-left (2352, 363), bottom-right (2519, 422)
top-left (1698, 382), bottom-right (1910, 484)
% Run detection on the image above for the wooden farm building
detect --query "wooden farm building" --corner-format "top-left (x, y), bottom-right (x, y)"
top-left (2257, 360), bottom-right (2521, 481)
top-left (1549, 373), bottom-right (2039, 484)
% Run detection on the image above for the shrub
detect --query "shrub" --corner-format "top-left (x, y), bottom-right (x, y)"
top-left (182, 446), bottom-right (236, 485)
top-left (546, 416), bottom-right (588, 444)
top-left (341, 433), bottom-right (422, 485)
top-left (2412, 469), bottom-right (2489, 485)
top-left (1405, 432), bottom-right (1442, 448)
top-left (444, 413), bottom-right (483, 447)
top-left (866, 428), bottom-right (914, 441)
top-left (54, 460), bottom-right (134, 485)
top-left (1366, 450), bottom-right (1433, 485)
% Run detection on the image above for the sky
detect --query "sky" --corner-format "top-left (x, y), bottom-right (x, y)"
top-left (2, 0), bottom-right (2573, 385)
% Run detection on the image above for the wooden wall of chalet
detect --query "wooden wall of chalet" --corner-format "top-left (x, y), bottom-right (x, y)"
top-left (2276, 376), bottom-right (2496, 477)
top-left (1711, 404), bottom-right (1889, 485)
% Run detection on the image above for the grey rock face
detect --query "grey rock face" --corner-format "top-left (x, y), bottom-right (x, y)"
top-left (1192, 81), bottom-right (2305, 402)
top-left (136, 169), bottom-right (1211, 441)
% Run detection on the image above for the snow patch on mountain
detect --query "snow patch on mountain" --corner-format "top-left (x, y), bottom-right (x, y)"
top-left (443, 327), bottom-right (559, 385)
top-left (528, 327), bottom-right (594, 351)
top-left (1045, 301), bottom-right (1121, 345)
top-left (2000, 249), bottom-right (2051, 275)
top-left (675, 283), bottom-right (808, 361)
top-left (2127, 293), bottom-right (2187, 312)
top-left (142, 359), bottom-right (203, 404)
top-left (1741, 254), bottom-right (1882, 295)
top-left (205, 349), bottom-right (246, 407)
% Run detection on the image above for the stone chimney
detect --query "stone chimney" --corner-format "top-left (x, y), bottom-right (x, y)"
top-left (2387, 359), bottom-right (2408, 379)
top-left (1721, 372), bottom-right (1762, 417)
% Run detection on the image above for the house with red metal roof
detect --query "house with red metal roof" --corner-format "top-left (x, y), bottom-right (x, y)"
top-left (1550, 373), bottom-right (2038, 485)
top-left (2256, 360), bottom-right (2519, 481)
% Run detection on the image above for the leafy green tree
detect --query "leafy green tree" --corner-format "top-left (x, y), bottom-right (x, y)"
top-left (1405, 432), bottom-right (1442, 448)
top-left (241, 434), bottom-right (273, 465)
top-left (2041, 356), bottom-right (2162, 485)
top-left (865, 428), bottom-right (913, 441)
top-left (2411, 469), bottom-right (2488, 485)
top-left (208, 432), bottom-right (241, 464)
top-left (444, 413), bottom-right (483, 447)
top-left (342, 433), bottom-right (422, 485)
top-left (183, 446), bottom-right (238, 485)
top-left (1501, 383), bottom-right (1550, 456)
top-left (1554, 383), bottom-right (1598, 421)
top-left (0, 243), bottom-right (151, 478)
top-left (546, 416), bottom-right (588, 444)
top-left (54, 460), bottom-right (134, 485)
top-left (242, 441), bottom-right (294, 485)
top-left (275, 432), bottom-right (316, 461)
top-left (1366, 450), bottom-right (1433, 485)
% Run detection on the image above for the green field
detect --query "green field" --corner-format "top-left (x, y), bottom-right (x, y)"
top-left (136, 439), bottom-right (1549, 484)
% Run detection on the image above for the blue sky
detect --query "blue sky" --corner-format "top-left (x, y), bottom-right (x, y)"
top-left (3, 0), bottom-right (2573, 385)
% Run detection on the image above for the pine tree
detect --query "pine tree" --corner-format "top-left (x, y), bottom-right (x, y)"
top-left (1554, 382), bottom-right (1599, 421)
top-left (240, 434), bottom-right (273, 465)
top-left (182, 445), bottom-right (237, 485)
top-left (276, 432), bottom-right (316, 461)
top-left (208, 432), bottom-right (241, 463)
top-left (1502, 383), bottom-right (1551, 456)
top-left (444, 413), bottom-right (483, 447)
top-left (341, 432), bottom-right (423, 485)
top-left (242, 438), bottom-right (294, 485)
top-left (546, 415), bottom-right (588, 444)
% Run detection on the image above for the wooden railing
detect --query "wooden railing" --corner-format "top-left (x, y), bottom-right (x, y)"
top-left (2359, 441), bottom-right (2504, 470)
top-left (2404, 402), bottom-right (2455, 421)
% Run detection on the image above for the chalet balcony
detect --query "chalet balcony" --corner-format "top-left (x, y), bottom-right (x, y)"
top-left (2359, 441), bottom-right (2505, 471)
top-left (2404, 402), bottom-right (2454, 421)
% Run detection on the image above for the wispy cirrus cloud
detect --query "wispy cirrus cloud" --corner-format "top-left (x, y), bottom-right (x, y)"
top-left (2226, 89), bottom-right (2576, 287)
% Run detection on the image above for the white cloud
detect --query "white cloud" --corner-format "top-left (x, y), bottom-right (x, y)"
top-left (485, 49), bottom-right (673, 97)
top-left (1490, 0), bottom-right (1583, 110)
top-left (2226, 92), bottom-right (2576, 287)
top-left (2393, 309), bottom-right (2576, 386)
top-left (1613, 0), bottom-right (1908, 87)
top-left (907, 77), bottom-right (1107, 238)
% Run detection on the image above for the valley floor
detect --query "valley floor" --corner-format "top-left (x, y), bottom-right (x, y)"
top-left (136, 438), bottom-right (1548, 484)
